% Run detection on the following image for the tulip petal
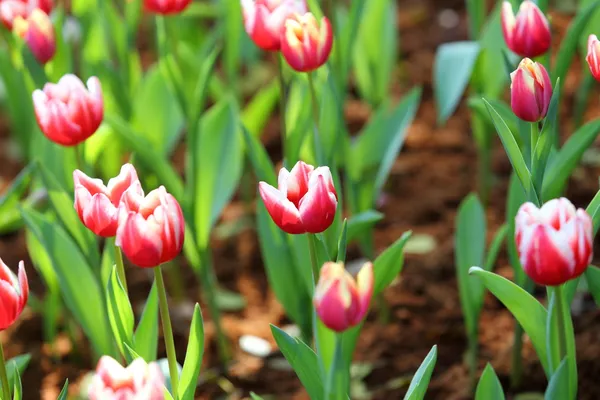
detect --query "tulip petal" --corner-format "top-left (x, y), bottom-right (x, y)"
top-left (298, 174), bottom-right (337, 234)
top-left (259, 182), bottom-right (305, 234)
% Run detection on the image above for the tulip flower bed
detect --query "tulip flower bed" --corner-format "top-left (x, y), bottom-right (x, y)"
top-left (3, 0), bottom-right (600, 399)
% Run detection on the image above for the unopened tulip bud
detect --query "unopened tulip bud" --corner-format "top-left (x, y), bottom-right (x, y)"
top-left (74, 164), bottom-right (143, 237)
top-left (516, 198), bottom-right (593, 286)
top-left (281, 12), bottom-right (333, 72)
top-left (13, 8), bottom-right (55, 64)
top-left (32, 74), bottom-right (103, 146)
top-left (241, 0), bottom-right (307, 51)
top-left (510, 58), bottom-right (552, 122)
top-left (314, 261), bottom-right (373, 332)
top-left (258, 161), bottom-right (337, 234)
top-left (88, 356), bottom-right (165, 400)
top-left (587, 35), bottom-right (600, 82)
top-left (116, 186), bottom-right (185, 268)
top-left (501, 0), bottom-right (551, 58)
top-left (144, 0), bottom-right (190, 15)
top-left (0, 259), bottom-right (28, 330)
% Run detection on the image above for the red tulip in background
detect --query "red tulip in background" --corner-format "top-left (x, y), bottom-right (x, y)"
top-left (258, 161), bottom-right (337, 234)
top-left (32, 74), bottom-right (103, 146)
top-left (74, 164), bottom-right (143, 238)
top-left (144, 0), bottom-right (191, 15)
top-left (515, 198), bottom-right (593, 286)
top-left (501, 0), bottom-right (551, 58)
top-left (88, 356), bottom-right (165, 400)
top-left (0, 259), bottom-right (28, 331)
top-left (280, 12), bottom-right (333, 72)
top-left (510, 58), bottom-right (552, 122)
top-left (0, 0), bottom-right (52, 30)
top-left (12, 8), bottom-right (55, 64)
top-left (587, 35), bottom-right (600, 82)
top-left (241, 0), bottom-right (307, 51)
top-left (116, 186), bottom-right (185, 268)
top-left (314, 261), bottom-right (373, 332)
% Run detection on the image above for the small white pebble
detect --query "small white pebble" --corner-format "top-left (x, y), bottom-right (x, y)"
top-left (239, 335), bottom-right (272, 358)
top-left (281, 324), bottom-right (301, 338)
top-left (438, 9), bottom-right (460, 30)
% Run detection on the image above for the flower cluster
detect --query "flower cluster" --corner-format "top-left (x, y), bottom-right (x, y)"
top-left (241, 0), bottom-right (332, 72)
top-left (74, 164), bottom-right (185, 268)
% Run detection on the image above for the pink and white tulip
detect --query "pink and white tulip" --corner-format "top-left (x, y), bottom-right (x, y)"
top-left (587, 34), bottom-right (600, 82)
top-left (501, 0), bottom-right (551, 58)
top-left (116, 186), bottom-right (185, 268)
top-left (12, 8), bottom-right (55, 64)
top-left (314, 261), bottom-right (373, 332)
top-left (258, 161), bottom-right (337, 234)
top-left (32, 74), bottom-right (103, 146)
top-left (510, 58), bottom-right (552, 122)
top-left (281, 12), bottom-right (333, 72)
top-left (515, 198), bottom-right (594, 286)
top-left (73, 164), bottom-right (143, 237)
top-left (88, 356), bottom-right (165, 400)
top-left (0, 0), bottom-right (52, 30)
top-left (0, 259), bottom-right (28, 331)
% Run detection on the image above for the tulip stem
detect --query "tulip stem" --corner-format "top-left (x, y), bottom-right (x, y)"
top-left (307, 72), bottom-right (325, 165)
top-left (308, 234), bottom-right (321, 285)
top-left (114, 245), bottom-right (128, 295)
top-left (276, 54), bottom-right (288, 167)
top-left (324, 333), bottom-right (346, 399)
top-left (74, 144), bottom-right (84, 172)
top-left (0, 342), bottom-right (11, 400)
top-left (154, 266), bottom-right (179, 399)
top-left (510, 321), bottom-right (524, 388)
top-left (530, 122), bottom-right (539, 166)
top-left (554, 284), bottom-right (567, 366)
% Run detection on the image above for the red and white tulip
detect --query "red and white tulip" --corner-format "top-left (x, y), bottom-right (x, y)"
top-left (281, 12), bottom-right (333, 72)
top-left (501, 0), bottom-right (551, 58)
top-left (510, 58), bottom-right (552, 122)
top-left (0, 259), bottom-right (28, 331)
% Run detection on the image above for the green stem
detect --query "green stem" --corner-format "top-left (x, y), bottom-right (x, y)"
top-left (276, 54), bottom-right (288, 167)
top-left (0, 343), bottom-right (11, 400)
top-left (308, 233), bottom-right (320, 285)
top-left (554, 284), bottom-right (567, 364)
top-left (324, 334), bottom-right (344, 399)
top-left (199, 248), bottom-right (230, 367)
top-left (467, 336), bottom-right (478, 394)
top-left (114, 245), bottom-right (128, 295)
top-left (74, 145), bottom-right (84, 172)
top-left (555, 283), bottom-right (578, 399)
top-left (530, 122), bottom-right (539, 166)
top-left (510, 321), bottom-right (525, 388)
top-left (465, 0), bottom-right (486, 39)
top-left (307, 72), bottom-right (325, 165)
top-left (154, 266), bottom-right (179, 399)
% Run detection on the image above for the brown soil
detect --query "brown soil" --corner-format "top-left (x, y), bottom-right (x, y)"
top-left (2, 0), bottom-right (600, 399)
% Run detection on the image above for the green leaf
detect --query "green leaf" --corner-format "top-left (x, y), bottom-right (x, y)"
top-left (544, 359), bottom-right (569, 400)
top-left (56, 380), bottom-right (69, 400)
top-left (586, 189), bottom-right (600, 235)
top-left (134, 281), bottom-right (159, 362)
top-left (242, 79), bottom-right (280, 137)
top-left (106, 265), bottom-right (135, 360)
top-left (336, 220), bottom-right (348, 263)
top-left (475, 364), bottom-right (505, 400)
top-left (250, 393), bottom-right (265, 400)
top-left (506, 172), bottom-right (529, 285)
top-left (484, 224), bottom-right (507, 272)
top-left (0, 163), bottom-right (34, 234)
top-left (12, 360), bottom-right (22, 400)
top-left (6, 354), bottom-right (30, 391)
top-left (455, 194), bottom-right (486, 338)
top-left (584, 265), bottom-right (600, 306)
top-left (404, 345), bottom-right (438, 400)
top-left (20, 208), bottom-right (114, 356)
top-left (434, 41), bottom-right (481, 124)
top-left (542, 119), bottom-right (600, 200)
top-left (194, 99), bottom-right (244, 248)
top-left (240, 125), bottom-right (276, 183)
top-left (346, 211), bottom-right (383, 244)
top-left (468, 98), bottom-right (518, 138)
top-left (469, 267), bottom-right (549, 376)
top-left (271, 325), bottom-right (323, 399)
top-left (373, 231), bottom-right (412, 294)
top-left (179, 304), bottom-right (205, 400)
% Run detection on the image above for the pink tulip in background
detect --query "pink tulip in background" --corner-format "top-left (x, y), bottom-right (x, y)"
top-left (144, 0), bottom-right (191, 15)
top-left (0, 0), bottom-right (52, 30)
top-left (0, 259), bottom-right (28, 331)
top-left (12, 8), bottom-right (55, 64)
top-left (280, 12), bottom-right (333, 72)
top-left (501, 0), bottom-right (551, 58)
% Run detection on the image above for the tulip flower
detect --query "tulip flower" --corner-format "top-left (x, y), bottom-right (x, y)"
top-left (587, 34), bottom-right (600, 82)
top-left (116, 186), bottom-right (185, 268)
top-left (32, 74), bottom-right (103, 146)
top-left (314, 261), bottom-right (373, 332)
top-left (510, 58), bottom-right (552, 122)
top-left (12, 8), bottom-right (55, 64)
top-left (241, 0), bottom-right (307, 51)
top-left (73, 164), bottom-right (143, 237)
top-left (501, 0), bottom-right (551, 58)
top-left (258, 161), bottom-right (337, 234)
top-left (144, 0), bottom-right (191, 15)
top-left (0, 259), bottom-right (28, 331)
top-left (515, 198), bottom-right (593, 286)
top-left (88, 356), bottom-right (165, 400)
top-left (0, 0), bottom-right (52, 30)
top-left (281, 12), bottom-right (333, 72)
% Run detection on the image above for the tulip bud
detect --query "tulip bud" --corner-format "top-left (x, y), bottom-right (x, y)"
top-left (12, 8), bottom-right (55, 64)
top-left (258, 161), bottom-right (337, 234)
top-left (0, 259), bottom-right (28, 331)
top-left (241, 0), bottom-right (307, 51)
top-left (587, 34), bottom-right (600, 82)
top-left (74, 164), bottom-right (143, 237)
top-left (281, 12), bottom-right (333, 72)
top-left (32, 74), bottom-right (103, 146)
top-left (510, 58), bottom-right (552, 122)
top-left (144, 0), bottom-right (191, 15)
top-left (88, 356), bottom-right (165, 400)
top-left (515, 198), bottom-right (593, 286)
top-left (0, 0), bottom-right (52, 30)
top-left (116, 186), bottom-right (185, 268)
top-left (314, 261), bottom-right (373, 332)
top-left (501, 0), bottom-right (551, 58)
